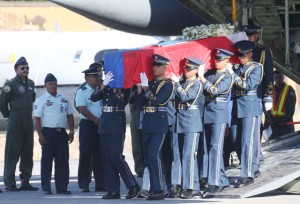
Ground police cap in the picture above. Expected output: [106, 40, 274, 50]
[82, 62, 103, 76]
[214, 48, 233, 61]
[152, 54, 170, 66]
[44, 73, 57, 83]
[234, 40, 255, 57]
[241, 24, 261, 36]
[14, 56, 28, 69]
[184, 57, 203, 71]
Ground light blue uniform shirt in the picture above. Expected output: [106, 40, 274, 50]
[34, 91, 73, 128]
[75, 84, 102, 120]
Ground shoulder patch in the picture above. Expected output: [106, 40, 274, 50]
[3, 85, 11, 93]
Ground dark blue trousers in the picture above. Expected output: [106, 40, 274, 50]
[78, 119, 105, 189]
[143, 133, 165, 191]
[100, 134, 137, 193]
[41, 128, 69, 192]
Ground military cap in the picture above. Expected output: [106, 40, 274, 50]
[152, 54, 170, 66]
[44, 73, 57, 83]
[214, 48, 234, 61]
[234, 40, 255, 57]
[81, 62, 103, 76]
[14, 56, 28, 69]
[184, 57, 203, 71]
[241, 24, 261, 36]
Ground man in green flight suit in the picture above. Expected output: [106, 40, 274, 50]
[0, 57, 39, 191]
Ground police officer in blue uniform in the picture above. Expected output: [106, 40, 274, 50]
[135, 54, 174, 200]
[90, 71, 140, 199]
[199, 49, 234, 196]
[242, 24, 274, 173]
[169, 57, 203, 199]
[34, 73, 74, 194]
[75, 63, 105, 192]
[230, 40, 263, 188]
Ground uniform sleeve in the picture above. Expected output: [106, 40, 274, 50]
[203, 74, 233, 95]
[74, 89, 86, 107]
[262, 48, 274, 100]
[32, 81, 36, 102]
[144, 82, 174, 106]
[235, 64, 262, 91]
[33, 97, 44, 117]
[66, 96, 74, 115]
[175, 82, 202, 103]
[0, 82, 12, 118]
[90, 87, 105, 102]
[112, 88, 130, 107]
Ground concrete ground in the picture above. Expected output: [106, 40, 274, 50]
[0, 126, 300, 203]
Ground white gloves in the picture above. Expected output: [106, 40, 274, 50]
[226, 63, 234, 75]
[140, 72, 149, 87]
[264, 101, 273, 111]
[103, 71, 114, 85]
[171, 73, 180, 83]
[198, 64, 205, 76]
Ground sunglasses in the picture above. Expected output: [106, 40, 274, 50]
[20, 66, 29, 71]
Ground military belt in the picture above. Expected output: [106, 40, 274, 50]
[43, 127, 65, 132]
[205, 97, 227, 102]
[178, 104, 198, 110]
[234, 90, 257, 96]
[103, 106, 125, 112]
[144, 107, 167, 112]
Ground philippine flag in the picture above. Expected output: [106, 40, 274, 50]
[104, 32, 248, 88]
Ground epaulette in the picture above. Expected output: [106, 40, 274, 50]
[78, 82, 87, 90]
[164, 78, 173, 83]
[257, 44, 266, 49]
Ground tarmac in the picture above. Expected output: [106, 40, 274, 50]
[0, 126, 300, 203]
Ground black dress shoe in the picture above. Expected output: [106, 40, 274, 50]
[202, 185, 222, 198]
[234, 177, 254, 188]
[44, 190, 52, 195]
[95, 187, 106, 192]
[254, 170, 261, 178]
[137, 190, 149, 198]
[199, 177, 208, 190]
[126, 184, 140, 199]
[146, 190, 165, 200]
[165, 185, 181, 198]
[57, 190, 71, 194]
[180, 189, 194, 199]
[4, 186, 21, 192]
[20, 181, 39, 191]
[81, 186, 90, 192]
[102, 192, 121, 199]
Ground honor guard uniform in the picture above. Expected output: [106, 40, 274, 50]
[0, 57, 38, 191]
[199, 49, 234, 196]
[90, 71, 140, 199]
[135, 54, 174, 200]
[75, 63, 106, 192]
[242, 24, 274, 173]
[169, 57, 203, 199]
[34, 73, 75, 194]
[230, 40, 263, 188]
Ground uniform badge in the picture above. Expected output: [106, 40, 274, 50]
[28, 86, 33, 91]
[3, 85, 11, 93]
[18, 85, 25, 93]
[234, 64, 239, 70]
[34, 105, 37, 110]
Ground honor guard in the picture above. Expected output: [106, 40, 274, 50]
[169, 57, 203, 199]
[135, 54, 174, 200]
[90, 71, 140, 199]
[242, 24, 274, 173]
[0, 57, 38, 191]
[75, 63, 106, 192]
[199, 49, 234, 196]
[230, 40, 263, 188]
[34, 73, 75, 194]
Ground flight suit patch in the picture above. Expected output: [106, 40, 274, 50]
[18, 85, 25, 93]
[3, 85, 11, 93]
